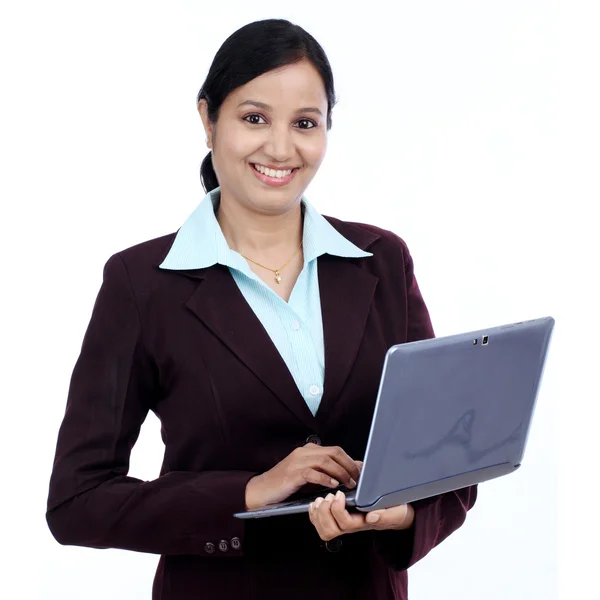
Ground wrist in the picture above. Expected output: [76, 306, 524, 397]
[401, 504, 415, 530]
[245, 474, 264, 510]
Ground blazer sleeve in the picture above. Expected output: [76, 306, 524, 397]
[372, 243, 478, 571]
[46, 253, 257, 556]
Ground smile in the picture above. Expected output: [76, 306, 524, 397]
[250, 163, 300, 187]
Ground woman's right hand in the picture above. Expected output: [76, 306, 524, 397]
[245, 444, 362, 510]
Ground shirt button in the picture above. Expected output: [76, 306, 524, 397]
[309, 385, 320, 396]
[218, 540, 229, 553]
[231, 537, 242, 550]
[290, 320, 301, 331]
[204, 542, 215, 554]
[305, 434, 322, 446]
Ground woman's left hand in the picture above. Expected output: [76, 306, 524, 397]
[308, 490, 415, 541]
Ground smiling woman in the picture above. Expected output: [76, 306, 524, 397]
[197, 20, 334, 199]
[200, 61, 327, 200]
[191, 20, 341, 297]
[46, 18, 476, 600]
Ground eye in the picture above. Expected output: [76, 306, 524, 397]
[243, 114, 267, 125]
[296, 119, 317, 130]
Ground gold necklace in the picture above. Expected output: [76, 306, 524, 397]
[239, 241, 303, 284]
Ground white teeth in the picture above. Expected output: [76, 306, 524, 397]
[253, 164, 294, 178]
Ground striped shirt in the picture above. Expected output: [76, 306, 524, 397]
[159, 187, 372, 415]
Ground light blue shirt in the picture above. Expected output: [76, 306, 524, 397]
[159, 187, 372, 415]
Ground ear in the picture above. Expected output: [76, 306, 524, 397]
[197, 99, 213, 149]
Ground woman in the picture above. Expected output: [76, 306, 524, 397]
[47, 18, 476, 600]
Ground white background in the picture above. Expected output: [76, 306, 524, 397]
[1, 1, 598, 598]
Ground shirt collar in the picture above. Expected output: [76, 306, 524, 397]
[159, 187, 372, 272]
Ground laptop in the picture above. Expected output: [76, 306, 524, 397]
[234, 316, 555, 519]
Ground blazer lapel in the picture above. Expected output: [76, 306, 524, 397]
[182, 264, 319, 431]
[154, 217, 381, 433]
[316, 254, 379, 421]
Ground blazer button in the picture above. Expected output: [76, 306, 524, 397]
[204, 542, 215, 554]
[305, 434, 322, 446]
[231, 537, 242, 550]
[218, 540, 229, 553]
[325, 538, 343, 553]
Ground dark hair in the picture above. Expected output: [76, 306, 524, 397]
[197, 19, 337, 192]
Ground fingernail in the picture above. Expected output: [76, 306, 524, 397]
[330, 478, 339, 486]
[335, 490, 344, 501]
[309, 502, 314, 512]
[366, 512, 380, 523]
[315, 497, 324, 508]
[349, 478, 357, 488]
[325, 493, 335, 502]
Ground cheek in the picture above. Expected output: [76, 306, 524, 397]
[302, 133, 328, 168]
[215, 123, 258, 164]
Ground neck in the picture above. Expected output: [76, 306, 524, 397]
[215, 190, 304, 262]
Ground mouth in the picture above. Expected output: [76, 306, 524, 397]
[250, 163, 300, 187]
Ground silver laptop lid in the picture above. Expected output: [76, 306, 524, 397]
[355, 317, 554, 509]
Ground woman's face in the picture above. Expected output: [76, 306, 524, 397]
[198, 59, 329, 215]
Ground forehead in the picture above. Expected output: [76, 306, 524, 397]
[228, 59, 327, 110]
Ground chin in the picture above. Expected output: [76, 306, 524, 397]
[247, 191, 304, 214]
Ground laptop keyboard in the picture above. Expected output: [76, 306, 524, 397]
[281, 485, 357, 507]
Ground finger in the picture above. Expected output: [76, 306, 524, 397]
[299, 467, 343, 489]
[366, 511, 382, 526]
[308, 502, 328, 540]
[308, 498, 324, 528]
[329, 491, 367, 532]
[309, 497, 325, 523]
[366, 504, 411, 530]
[295, 458, 351, 489]
[308, 497, 325, 533]
[323, 447, 362, 485]
[313, 493, 343, 541]
[304, 447, 360, 488]
[312, 455, 359, 488]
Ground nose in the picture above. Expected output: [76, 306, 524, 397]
[264, 123, 294, 163]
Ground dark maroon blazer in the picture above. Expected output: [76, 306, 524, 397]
[46, 214, 477, 600]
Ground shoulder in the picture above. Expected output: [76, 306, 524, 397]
[116, 231, 177, 265]
[102, 232, 177, 271]
[98, 232, 178, 291]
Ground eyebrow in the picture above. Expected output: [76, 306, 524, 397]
[236, 100, 323, 117]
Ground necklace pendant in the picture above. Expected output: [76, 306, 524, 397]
[275, 270, 282, 284]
